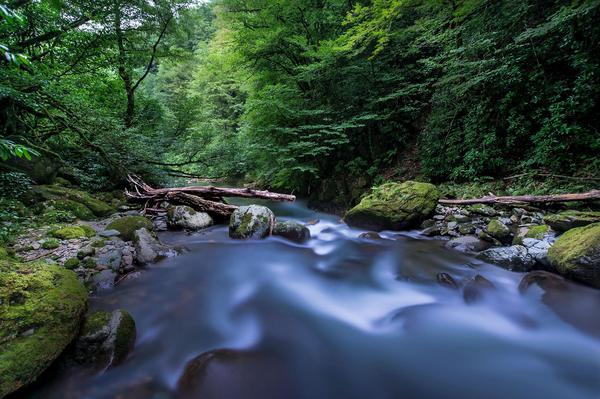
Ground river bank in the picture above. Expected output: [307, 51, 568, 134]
[1, 180, 600, 398]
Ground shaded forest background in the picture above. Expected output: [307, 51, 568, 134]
[1, 0, 599, 208]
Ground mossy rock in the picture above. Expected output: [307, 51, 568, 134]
[0, 258, 88, 396]
[486, 219, 510, 239]
[272, 221, 311, 243]
[106, 216, 153, 241]
[229, 205, 275, 239]
[41, 238, 61, 250]
[544, 211, 600, 232]
[30, 185, 114, 217]
[64, 258, 80, 270]
[344, 181, 440, 231]
[50, 199, 95, 221]
[50, 226, 87, 240]
[524, 225, 550, 240]
[78, 224, 96, 238]
[75, 309, 136, 369]
[548, 223, 600, 287]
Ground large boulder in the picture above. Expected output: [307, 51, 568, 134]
[167, 206, 213, 231]
[133, 228, 174, 264]
[344, 181, 440, 231]
[548, 223, 600, 287]
[0, 254, 88, 396]
[106, 216, 153, 241]
[229, 205, 275, 239]
[29, 185, 114, 218]
[74, 309, 136, 370]
[544, 211, 600, 232]
[272, 221, 311, 243]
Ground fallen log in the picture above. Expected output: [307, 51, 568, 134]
[439, 190, 600, 206]
[125, 175, 294, 220]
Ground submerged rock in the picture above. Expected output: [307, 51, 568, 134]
[106, 216, 153, 241]
[544, 211, 600, 232]
[548, 222, 600, 287]
[167, 206, 213, 231]
[463, 275, 496, 304]
[74, 309, 136, 370]
[229, 205, 275, 239]
[445, 235, 491, 253]
[477, 245, 535, 272]
[344, 181, 440, 231]
[0, 255, 87, 397]
[133, 228, 173, 265]
[273, 221, 311, 243]
[437, 273, 459, 289]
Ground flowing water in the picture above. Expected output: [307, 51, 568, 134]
[21, 199, 600, 399]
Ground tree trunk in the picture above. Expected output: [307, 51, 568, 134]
[439, 190, 600, 206]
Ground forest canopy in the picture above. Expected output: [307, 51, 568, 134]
[1, 0, 599, 205]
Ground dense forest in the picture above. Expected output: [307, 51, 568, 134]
[1, 0, 599, 202]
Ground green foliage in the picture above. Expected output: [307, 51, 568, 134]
[0, 172, 32, 199]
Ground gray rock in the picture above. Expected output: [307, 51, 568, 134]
[153, 216, 168, 232]
[91, 270, 117, 291]
[478, 245, 535, 272]
[446, 235, 492, 253]
[167, 206, 213, 231]
[133, 228, 174, 265]
[97, 248, 123, 271]
[447, 221, 458, 230]
[229, 205, 275, 239]
[272, 221, 311, 243]
[74, 309, 136, 370]
[100, 229, 121, 238]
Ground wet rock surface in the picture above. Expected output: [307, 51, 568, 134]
[229, 205, 275, 239]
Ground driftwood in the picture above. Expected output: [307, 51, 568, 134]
[439, 190, 600, 206]
[125, 175, 295, 219]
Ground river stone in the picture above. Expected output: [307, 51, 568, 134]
[544, 211, 600, 232]
[467, 204, 498, 217]
[463, 275, 496, 304]
[273, 221, 311, 243]
[0, 256, 87, 397]
[167, 206, 213, 231]
[99, 229, 121, 238]
[229, 205, 275, 239]
[91, 269, 117, 291]
[106, 216, 153, 241]
[477, 245, 535, 272]
[97, 248, 123, 271]
[446, 235, 491, 253]
[547, 223, 600, 287]
[344, 181, 440, 231]
[437, 273, 459, 289]
[486, 219, 510, 240]
[74, 309, 136, 370]
[133, 228, 173, 265]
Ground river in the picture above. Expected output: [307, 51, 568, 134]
[20, 199, 600, 399]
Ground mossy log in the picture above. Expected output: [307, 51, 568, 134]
[439, 190, 600, 206]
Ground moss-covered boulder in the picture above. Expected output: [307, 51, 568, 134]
[344, 181, 440, 231]
[486, 219, 510, 239]
[30, 185, 114, 218]
[229, 205, 275, 239]
[106, 216, 153, 241]
[50, 199, 95, 221]
[548, 223, 600, 287]
[50, 226, 87, 240]
[41, 238, 60, 250]
[525, 224, 550, 240]
[74, 309, 136, 370]
[544, 211, 600, 232]
[0, 256, 88, 396]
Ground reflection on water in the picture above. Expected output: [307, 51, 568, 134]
[21, 200, 600, 399]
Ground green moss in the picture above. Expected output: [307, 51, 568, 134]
[82, 257, 97, 269]
[486, 219, 510, 239]
[113, 310, 136, 365]
[80, 311, 111, 337]
[78, 225, 96, 238]
[0, 247, 9, 261]
[50, 226, 87, 240]
[41, 238, 60, 250]
[548, 223, 600, 275]
[106, 216, 153, 241]
[50, 199, 95, 221]
[0, 258, 88, 396]
[64, 258, 80, 270]
[544, 211, 600, 232]
[91, 238, 107, 248]
[524, 225, 550, 240]
[344, 181, 440, 231]
[31, 185, 114, 217]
